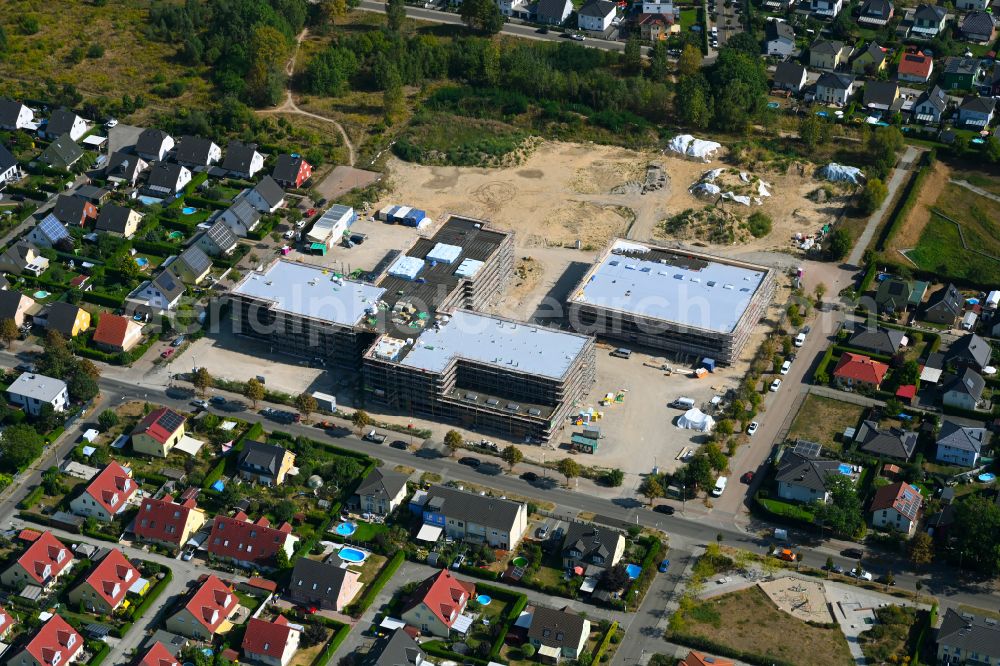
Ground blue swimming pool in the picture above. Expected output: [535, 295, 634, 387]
[138, 195, 163, 206]
[767, 102, 780, 109]
[134, 257, 149, 268]
[334, 522, 357, 537]
[339, 547, 367, 563]
[476, 594, 492, 606]
[838, 463, 853, 475]
[182, 206, 197, 215]
[979, 473, 996, 482]
[816, 111, 829, 117]
[625, 563, 642, 579]
[972, 138, 986, 145]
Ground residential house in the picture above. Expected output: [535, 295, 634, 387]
[852, 42, 888, 75]
[131, 407, 187, 457]
[897, 51, 934, 83]
[811, 0, 843, 17]
[8, 615, 82, 666]
[39, 134, 83, 170]
[127, 269, 186, 314]
[956, 0, 989, 8]
[815, 72, 855, 105]
[909, 3, 947, 37]
[52, 194, 97, 227]
[43, 108, 87, 142]
[941, 57, 978, 90]
[527, 606, 591, 663]
[243, 616, 301, 666]
[96, 204, 142, 237]
[680, 653, 734, 666]
[913, 85, 947, 123]
[363, 630, 427, 666]
[856, 420, 919, 460]
[0, 605, 14, 640]
[536, 0, 574, 24]
[848, 327, 905, 355]
[195, 220, 239, 256]
[244, 175, 285, 214]
[876, 278, 911, 312]
[42, 301, 90, 338]
[165, 575, 238, 640]
[0, 242, 48, 276]
[146, 162, 192, 197]
[237, 440, 297, 486]
[765, 21, 796, 57]
[221, 140, 265, 179]
[958, 96, 995, 128]
[561, 522, 626, 573]
[0, 145, 19, 187]
[863, 80, 902, 112]
[0, 290, 39, 327]
[135, 129, 175, 162]
[0, 532, 73, 591]
[936, 420, 990, 467]
[773, 62, 808, 93]
[134, 494, 207, 551]
[947, 333, 992, 370]
[76, 184, 111, 205]
[174, 136, 222, 169]
[809, 39, 848, 70]
[870, 481, 922, 535]
[105, 151, 149, 186]
[924, 283, 962, 325]
[858, 0, 893, 25]
[642, 0, 676, 12]
[68, 549, 140, 614]
[7, 372, 68, 416]
[140, 642, 180, 666]
[171, 245, 212, 284]
[218, 199, 263, 237]
[288, 558, 362, 612]
[942, 368, 986, 411]
[936, 608, 1000, 665]
[69, 460, 136, 521]
[638, 13, 672, 41]
[962, 10, 996, 42]
[775, 448, 851, 503]
[400, 570, 474, 638]
[833, 352, 890, 390]
[0, 98, 33, 130]
[206, 512, 297, 569]
[578, 0, 617, 31]
[25, 214, 68, 251]
[92, 313, 144, 353]
[272, 154, 313, 189]
[414, 485, 528, 549]
[353, 467, 409, 515]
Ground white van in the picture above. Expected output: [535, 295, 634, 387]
[711, 476, 728, 497]
[670, 397, 696, 409]
[794, 332, 806, 347]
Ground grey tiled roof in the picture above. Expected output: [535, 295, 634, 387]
[937, 608, 1000, 658]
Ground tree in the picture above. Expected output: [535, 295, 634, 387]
[860, 177, 888, 214]
[0, 425, 44, 472]
[825, 228, 852, 261]
[0, 24, 7, 54]
[724, 32, 761, 56]
[799, 114, 830, 150]
[747, 212, 772, 238]
[244, 378, 265, 409]
[813, 475, 864, 537]
[68, 373, 98, 403]
[42, 466, 63, 496]
[883, 570, 895, 590]
[295, 393, 318, 424]
[703, 443, 728, 472]
[501, 445, 523, 471]
[604, 468, 625, 487]
[444, 429, 463, 456]
[986, 136, 1000, 163]
[0, 319, 17, 349]
[815, 283, 827, 303]
[98, 409, 119, 431]
[274, 499, 296, 523]
[896, 360, 920, 386]
[247, 25, 289, 107]
[192, 367, 212, 397]
[386, 0, 406, 31]
[683, 453, 714, 492]
[650, 42, 670, 82]
[677, 43, 702, 77]
[907, 530, 934, 568]
[351, 409, 371, 435]
[675, 74, 713, 129]
[707, 49, 767, 130]
[382, 64, 404, 124]
[638, 476, 664, 506]
[302, 622, 327, 648]
[598, 562, 630, 591]
[460, 0, 503, 34]
[624, 36, 642, 75]
[275, 548, 291, 570]
[522, 645, 536, 658]
[557, 458, 580, 487]
[867, 126, 904, 180]
[112, 253, 141, 280]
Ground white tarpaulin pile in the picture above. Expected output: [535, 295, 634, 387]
[740, 172, 750, 182]
[758, 181, 771, 197]
[690, 182, 721, 196]
[677, 408, 716, 432]
[668, 134, 722, 162]
[722, 192, 752, 206]
[820, 163, 865, 184]
[701, 168, 725, 182]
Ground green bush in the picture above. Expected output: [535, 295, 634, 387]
[747, 212, 772, 238]
[19, 486, 44, 510]
[592, 621, 619, 665]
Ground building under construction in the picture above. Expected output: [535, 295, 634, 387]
[567, 239, 775, 365]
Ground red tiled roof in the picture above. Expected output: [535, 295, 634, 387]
[896, 384, 917, 399]
[870, 481, 923, 521]
[83, 549, 140, 609]
[135, 494, 199, 546]
[833, 352, 890, 385]
[242, 616, 297, 660]
[17, 532, 72, 584]
[18, 529, 41, 542]
[133, 407, 185, 444]
[680, 651, 735, 666]
[245, 577, 278, 592]
[83, 460, 136, 516]
[638, 12, 670, 24]
[92, 314, 135, 348]
[183, 575, 236, 633]
[24, 614, 82, 666]
[140, 641, 179, 666]
[206, 513, 293, 566]
[0, 605, 15, 637]
[69, 274, 89, 288]
[897, 52, 932, 79]
[404, 570, 474, 629]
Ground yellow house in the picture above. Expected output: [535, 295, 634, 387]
[134, 494, 207, 551]
[166, 575, 238, 640]
[44, 302, 91, 338]
[68, 549, 140, 614]
[851, 42, 888, 75]
[131, 407, 186, 457]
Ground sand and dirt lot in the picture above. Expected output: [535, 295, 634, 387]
[885, 160, 951, 254]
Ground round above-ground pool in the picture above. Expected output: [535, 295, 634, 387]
[182, 206, 197, 215]
[33, 290, 50, 299]
[476, 594, 492, 606]
[625, 564, 642, 579]
[979, 473, 996, 482]
[334, 522, 357, 537]
[134, 257, 149, 268]
[511, 556, 528, 567]
[339, 547, 368, 563]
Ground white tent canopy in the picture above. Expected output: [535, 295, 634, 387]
[416, 524, 443, 542]
[668, 134, 722, 162]
[690, 182, 721, 196]
[677, 408, 715, 432]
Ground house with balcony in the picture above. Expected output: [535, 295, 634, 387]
[561, 522, 625, 574]
[412, 485, 528, 550]
[936, 420, 990, 467]
[400, 570, 475, 638]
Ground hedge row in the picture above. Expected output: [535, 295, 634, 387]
[81, 290, 127, 308]
[625, 536, 662, 607]
[19, 486, 44, 510]
[346, 550, 405, 617]
[666, 632, 797, 666]
[184, 194, 230, 211]
[311, 622, 351, 666]
[75, 335, 158, 366]
[87, 640, 110, 666]
[592, 621, 619, 665]
[421, 641, 491, 666]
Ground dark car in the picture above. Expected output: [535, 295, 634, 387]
[521, 471, 539, 482]
[537, 26, 549, 33]
[390, 440, 409, 450]
[210, 396, 226, 405]
[842, 547, 864, 559]
[459, 457, 481, 468]
[653, 505, 675, 515]
[741, 471, 755, 484]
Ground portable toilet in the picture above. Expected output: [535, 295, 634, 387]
[701, 358, 716, 372]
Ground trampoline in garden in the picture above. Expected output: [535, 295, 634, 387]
[625, 564, 642, 579]
[511, 556, 528, 567]
[211, 479, 225, 492]
[334, 522, 357, 537]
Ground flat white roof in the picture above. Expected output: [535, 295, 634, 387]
[231, 260, 385, 327]
[399, 310, 590, 380]
[571, 240, 768, 333]
[7, 372, 67, 402]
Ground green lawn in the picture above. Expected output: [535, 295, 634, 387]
[352, 521, 388, 542]
[679, 8, 698, 30]
[758, 497, 815, 522]
[908, 212, 1000, 285]
[786, 394, 866, 452]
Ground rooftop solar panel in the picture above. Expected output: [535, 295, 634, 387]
[157, 410, 185, 432]
[793, 440, 822, 458]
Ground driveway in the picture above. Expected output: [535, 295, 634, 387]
[107, 123, 145, 157]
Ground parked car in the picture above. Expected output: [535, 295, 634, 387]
[851, 568, 873, 581]
[160, 348, 176, 359]
[571, 33, 585, 41]
[658, 559, 670, 573]
[536, 526, 549, 539]
[741, 471, 755, 484]
[363, 430, 387, 444]
[283, 229, 295, 239]
[171, 336, 186, 347]
[105, 118, 118, 128]
[842, 548, 864, 559]
[459, 457, 481, 468]
[747, 421, 759, 436]
[390, 440, 408, 450]
[780, 360, 792, 375]
[210, 396, 226, 405]
[452, 553, 466, 569]
[537, 26, 549, 33]
[653, 504, 675, 515]
[770, 378, 782, 392]
[190, 399, 209, 409]
[181, 546, 196, 561]
[521, 471, 539, 482]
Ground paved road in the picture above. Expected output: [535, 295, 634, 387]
[847, 145, 920, 267]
